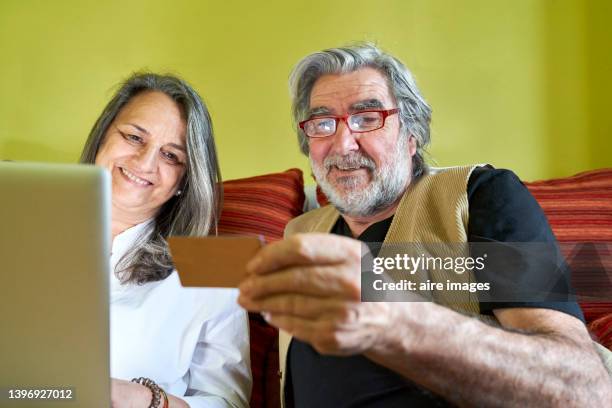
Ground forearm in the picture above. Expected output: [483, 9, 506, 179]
[138, 386, 190, 408]
[167, 394, 189, 408]
[365, 302, 611, 407]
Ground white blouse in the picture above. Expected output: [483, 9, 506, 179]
[109, 221, 251, 408]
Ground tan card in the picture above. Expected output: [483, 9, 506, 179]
[168, 235, 264, 288]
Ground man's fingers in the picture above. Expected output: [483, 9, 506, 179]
[247, 233, 361, 275]
[239, 293, 347, 318]
[239, 264, 360, 300]
[265, 313, 359, 356]
[264, 313, 317, 339]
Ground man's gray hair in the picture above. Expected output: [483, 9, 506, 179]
[289, 43, 431, 177]
[80, 72, 222, 284]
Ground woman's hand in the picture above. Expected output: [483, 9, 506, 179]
[111, 378, 151, 408]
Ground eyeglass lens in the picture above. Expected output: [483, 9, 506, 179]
[349, 111, 384, 131]
[305, 111, 385, 137]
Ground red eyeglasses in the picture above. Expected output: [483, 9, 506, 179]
[299, 108, 399, 138]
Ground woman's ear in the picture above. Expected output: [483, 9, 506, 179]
[175, 177, 187, 197]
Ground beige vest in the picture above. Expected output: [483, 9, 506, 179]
[278, 165, 484, 405]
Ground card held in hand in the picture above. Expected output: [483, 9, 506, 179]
[168, 235, 264, 288]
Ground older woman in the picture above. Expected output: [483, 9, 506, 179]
[80, 73, 251, 408]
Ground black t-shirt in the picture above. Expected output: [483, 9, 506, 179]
[285, 167, 584, 408]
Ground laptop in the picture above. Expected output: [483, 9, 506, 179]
[0, 161, 111, 407]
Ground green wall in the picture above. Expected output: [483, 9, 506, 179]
[1, 0, 609, 182]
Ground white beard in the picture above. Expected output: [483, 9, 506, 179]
[310, 137, 411, 218]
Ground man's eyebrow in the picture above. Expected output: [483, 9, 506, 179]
[350, 99, 384, 111]
[306, 106, 333, 117]
[127, 123, 150, 135]
[306, 99, 384, 118]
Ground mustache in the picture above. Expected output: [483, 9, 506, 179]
[323, 153, 376, 171]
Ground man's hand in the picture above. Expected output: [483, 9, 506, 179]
[111, 378, 151, 408]
[238, 233, 393, 355]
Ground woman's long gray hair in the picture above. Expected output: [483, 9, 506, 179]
[289, 43, 431, 178]
[80, 73, 222, 284]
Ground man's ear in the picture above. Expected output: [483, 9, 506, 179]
[407, 135, 417, 157]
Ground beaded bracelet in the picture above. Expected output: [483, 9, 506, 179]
[159, 387, 169, 408]
[131, 377, 162, 408]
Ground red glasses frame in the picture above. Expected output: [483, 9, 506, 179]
[299, 108, 399, 138]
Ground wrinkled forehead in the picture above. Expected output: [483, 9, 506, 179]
[308, 67, 395, 114]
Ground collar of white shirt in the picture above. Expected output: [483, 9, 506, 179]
[109, 219, 154, 296]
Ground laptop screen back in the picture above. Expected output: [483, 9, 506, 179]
[0, 162, 111, 407]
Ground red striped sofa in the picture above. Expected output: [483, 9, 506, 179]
[218, 167, 612, 408]
[526, 169, 612, 349]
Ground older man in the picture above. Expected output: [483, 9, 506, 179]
[238, 44, 611, 407]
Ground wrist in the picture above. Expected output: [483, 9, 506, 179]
[159, 388, 169, 408]
[366, 302, 422, 359]
[138, 384, 153, 407]
[131, 377, 163, 408]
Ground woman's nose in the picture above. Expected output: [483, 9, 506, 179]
[135, 145, 158, 172]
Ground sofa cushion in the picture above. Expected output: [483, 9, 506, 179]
[247, 313, 280, 408]
[219, 168, 305, 242]
[219, 169, 304, 408]
[590, 314, 612, 349]
[524, 169, 612, 330]
[525, 168, 612, 242]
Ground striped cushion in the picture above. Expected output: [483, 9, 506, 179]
[525, 168, 612, 242]
[590, 314, 612, 349]
[219, 169, 304, 408]
[524, 169, 612, 347]
[219, 168, 305, 242]
[247, 314, 280, 408]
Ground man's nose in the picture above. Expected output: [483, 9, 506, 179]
[329, 119, 359, 155]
